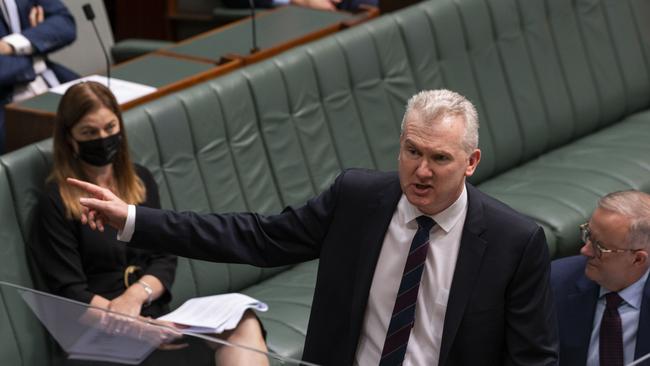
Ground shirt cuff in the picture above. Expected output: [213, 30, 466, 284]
[32, 56, 47, 74]
[2, 33, 33, 55]
[117, 204, 136, 242]
[273, 0, 291, 5]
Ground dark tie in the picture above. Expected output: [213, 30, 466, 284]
[379, 215, 435, 366]
[600, 292, 624, 366]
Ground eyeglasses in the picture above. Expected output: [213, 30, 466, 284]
[579, 223, 641, 258]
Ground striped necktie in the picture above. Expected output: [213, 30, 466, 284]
[379, 215, 435, 365]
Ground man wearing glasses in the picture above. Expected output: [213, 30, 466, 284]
[551, 190, 650, 366]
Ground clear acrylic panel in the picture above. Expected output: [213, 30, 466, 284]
[0, 281, 319, 366]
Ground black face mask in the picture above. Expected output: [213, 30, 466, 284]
[75, 133, 122, 167]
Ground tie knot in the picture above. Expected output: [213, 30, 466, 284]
[605, 292, 623, 309]
[416, 216, 435, 231]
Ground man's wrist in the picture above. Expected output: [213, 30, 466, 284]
[32, 56, 47, 73]
[0, 40, 14, 55]
[2, 33, 33, 55]
[117, 204, 136, 242]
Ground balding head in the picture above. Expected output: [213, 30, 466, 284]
[598, 190, 650, 250]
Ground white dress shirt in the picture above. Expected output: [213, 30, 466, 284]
[354, 185, 468, 366]
[117, 204, 136, 242]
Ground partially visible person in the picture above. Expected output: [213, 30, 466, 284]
[551, 190, 650, 366]
[0, 0, 78, 154]
[223, 0, 377, 12]
[30, 81, 268, 365]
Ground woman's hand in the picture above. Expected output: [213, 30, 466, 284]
[103, 288, 146, 336]
[108, 287, 147, 318]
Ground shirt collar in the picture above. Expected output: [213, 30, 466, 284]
[399, 184, 468, 233]
[599, 268, 650, 310]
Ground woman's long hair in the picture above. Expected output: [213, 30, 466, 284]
[49, 81, 145, 219]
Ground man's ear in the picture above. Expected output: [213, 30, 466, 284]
[633, 248, 649, 267]
[465, 149, 481, 177]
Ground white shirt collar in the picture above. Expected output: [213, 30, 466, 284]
[399, 184, 468, 233]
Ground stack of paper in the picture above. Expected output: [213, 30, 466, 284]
[158, 293, 268, 334]
[50, 75, 157, 105]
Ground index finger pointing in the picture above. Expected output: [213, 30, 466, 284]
[67, 177, 105, 197]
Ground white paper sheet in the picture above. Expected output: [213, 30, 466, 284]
[158, 293, 268, 334]
[49, 75, 157, 104]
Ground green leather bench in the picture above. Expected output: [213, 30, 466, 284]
[2, 0, 650, 364]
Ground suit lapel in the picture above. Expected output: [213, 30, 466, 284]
[565, 275, 599, 365]
[345, 176, 402, 361]
[0, 2, 10, 33]
[1, 0, 24, 33]
[14, 0, 27, 29]
[634, 276, 650, 359]
[438, 184, 487, 366]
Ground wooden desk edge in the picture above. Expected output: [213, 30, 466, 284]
[5, 7, 378, 152]
[120, 59, 242, 109]
[342, 6, 380, 28]
[4, 59, 242, 152]
[164, 6, 283, 50]
[240, 6, 379, 65]
[4, 105, 56, 152]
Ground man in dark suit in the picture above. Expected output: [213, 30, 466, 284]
[0, 0, 77, 153]
[71, 89, 558, 365]
[551, 190, 650, 366]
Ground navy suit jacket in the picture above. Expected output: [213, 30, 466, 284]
[0, 0, 77, 152]
[551, 255, 650, 365]
[131, 169, 558, 365]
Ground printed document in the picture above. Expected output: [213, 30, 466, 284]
[50, 75, 156, 104]
[158, 293, 268, 334]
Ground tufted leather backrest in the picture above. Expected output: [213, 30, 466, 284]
[125, 0, 650, 191]
[0, 142, 53, 366]
[395, 0, 650, 182]
[123, 76, 294, 307]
